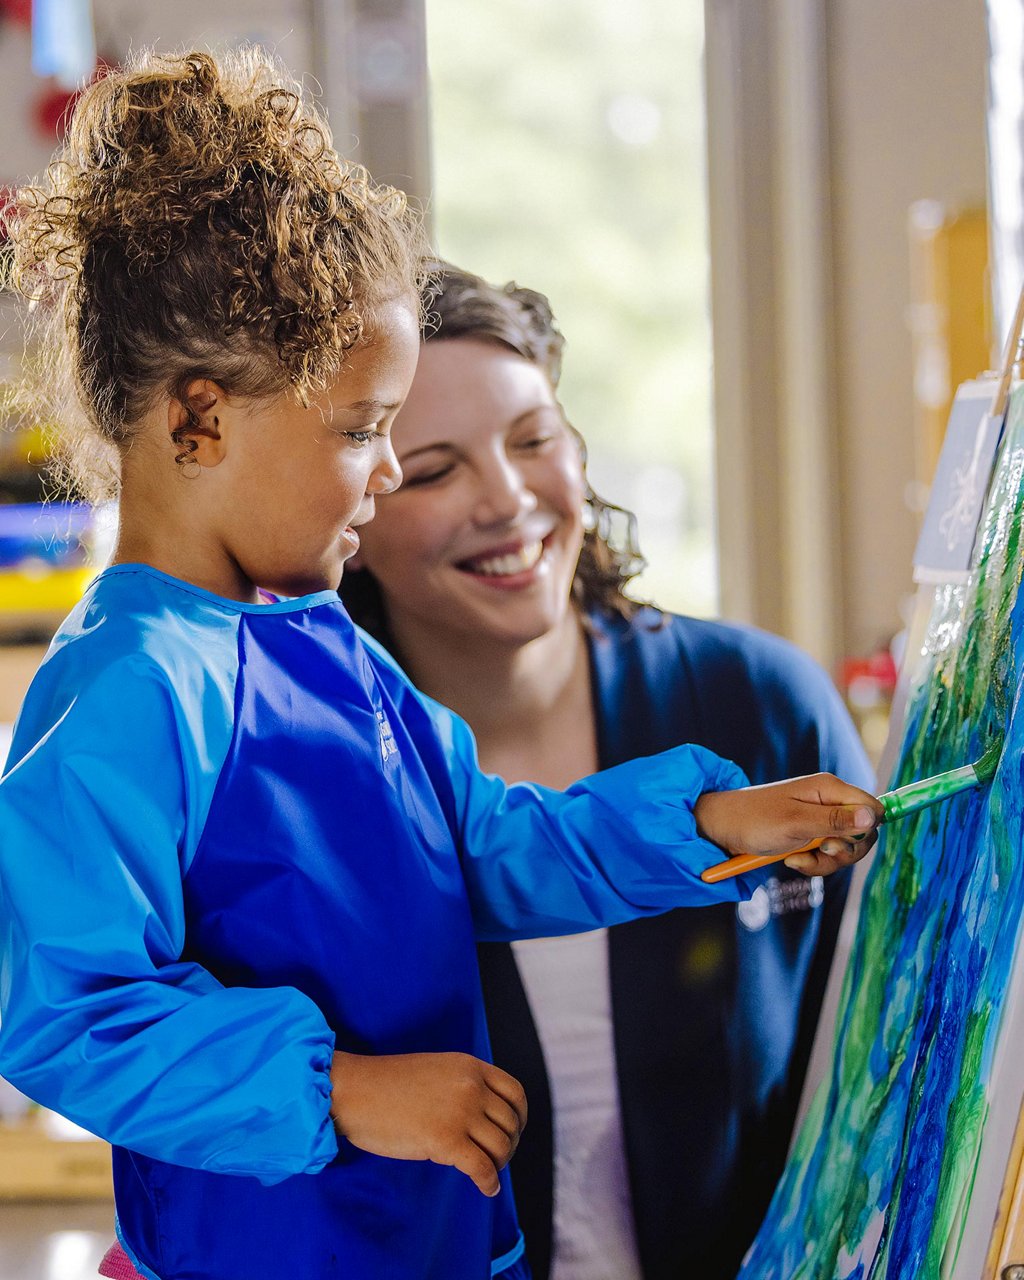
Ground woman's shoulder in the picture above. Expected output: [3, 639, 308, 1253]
[589, 605, 870, 783]
[591, 605, 855, 749]
[594, 605, 827, 689]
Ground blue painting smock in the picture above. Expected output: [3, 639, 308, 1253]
[0, 566, 755, 1280]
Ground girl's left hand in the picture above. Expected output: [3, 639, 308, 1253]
[694, 772, 882, 875]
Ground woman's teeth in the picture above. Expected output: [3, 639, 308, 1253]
[465, 541, 544, 576]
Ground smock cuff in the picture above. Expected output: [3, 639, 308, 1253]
[304, 1034, 340, 1175]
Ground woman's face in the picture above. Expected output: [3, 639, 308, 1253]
[354, 336, 587, 649]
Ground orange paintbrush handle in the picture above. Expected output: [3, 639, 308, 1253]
[700, 836, 826, 884]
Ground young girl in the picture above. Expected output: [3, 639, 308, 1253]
[340, 264, 876, 1280]
[0, 50, 879, 1280]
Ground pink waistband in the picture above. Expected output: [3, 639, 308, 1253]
[99, 1243, 145, 1280]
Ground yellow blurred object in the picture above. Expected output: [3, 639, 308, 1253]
[0, 1114, 111, 1200]
[0, 565, 94, 629]
[13, 424, 51, 465]
[908, 203, 993, 487]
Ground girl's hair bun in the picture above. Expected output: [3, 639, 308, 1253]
[10, 47, 427, 502]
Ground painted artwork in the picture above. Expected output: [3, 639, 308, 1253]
[739, 384, 1024, 1279]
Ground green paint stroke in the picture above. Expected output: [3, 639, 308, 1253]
[739, 384, 1024, 1280]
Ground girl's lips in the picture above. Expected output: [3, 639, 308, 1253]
[340, 526, 361, 556]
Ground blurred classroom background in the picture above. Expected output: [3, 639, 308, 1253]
[0, 0, 1012, 1275]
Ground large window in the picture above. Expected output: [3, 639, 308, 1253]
[426, 1, 716, 616]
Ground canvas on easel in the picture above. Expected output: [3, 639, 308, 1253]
[737, 289, 1024, 1280]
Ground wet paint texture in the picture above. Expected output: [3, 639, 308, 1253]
[739, 387, 1024, 1280]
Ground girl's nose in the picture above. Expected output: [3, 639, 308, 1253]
[369, 437, 403, 496]
[473, 457, 537, 526]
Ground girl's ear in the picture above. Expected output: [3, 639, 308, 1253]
[167, 379, 229, 471]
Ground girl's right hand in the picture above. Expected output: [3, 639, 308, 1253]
[330, 1050, 527, 1196]
[694, 771, 883, 874]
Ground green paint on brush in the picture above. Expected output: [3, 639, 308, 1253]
[879, 736, 1004, 823]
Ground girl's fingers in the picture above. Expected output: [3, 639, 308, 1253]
[784, 850, 839, 876]
[788, 800, 878, 844]
[483, 1094, 523, 1143]
[468, 1118, 518, 1172]
[449, 1137, 501, 1197]
[785, 829, 878, 875]
[483, 1066, 528, 1131]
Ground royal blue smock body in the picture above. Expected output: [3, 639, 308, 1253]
[0, 566, 752, 1280]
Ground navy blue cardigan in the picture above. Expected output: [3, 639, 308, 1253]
[476, 608, 874, 1280]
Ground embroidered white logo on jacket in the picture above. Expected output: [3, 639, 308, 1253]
[737, 876, 824, 932]
[376, 709, 398, 763]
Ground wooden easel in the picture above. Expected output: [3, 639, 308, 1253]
[986, 1100, 1024, 1278]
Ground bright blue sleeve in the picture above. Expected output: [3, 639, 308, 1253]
[0, 654, 338, 1184]
[423, 695, 757, 941]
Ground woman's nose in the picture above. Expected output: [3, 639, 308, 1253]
[473, 457, 537, 525]
[369, 437, 403, 496]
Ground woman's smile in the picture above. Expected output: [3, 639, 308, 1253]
[354, 338, 586, 647]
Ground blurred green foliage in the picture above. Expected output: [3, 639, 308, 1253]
[425, 0, 716, 615]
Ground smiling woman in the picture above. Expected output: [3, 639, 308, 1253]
[351, 336, 588, 654]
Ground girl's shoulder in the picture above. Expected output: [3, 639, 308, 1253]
[55, 564, 245, 662]
[10, 566, 241, 776]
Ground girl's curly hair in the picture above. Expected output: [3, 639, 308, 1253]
[342, 261, 649, 633]
[7, 47, 428, 502]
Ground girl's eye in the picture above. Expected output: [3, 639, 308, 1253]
[342, 428, 379, 445]
[517, 434, 555, 451]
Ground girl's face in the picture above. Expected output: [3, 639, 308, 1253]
[354, 337, 587, 649]
[193, 296, 420, 600]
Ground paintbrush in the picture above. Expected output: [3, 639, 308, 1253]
[700, 736, 1004, 885]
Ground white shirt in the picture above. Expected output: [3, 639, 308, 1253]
[510, 929, 644, 1280]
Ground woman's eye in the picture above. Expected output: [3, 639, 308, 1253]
[403, 465, 454, 487]
[517, 434, 554, 451]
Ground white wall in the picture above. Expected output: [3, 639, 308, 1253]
[706, 0, 989, 668]
[829, 0, 989, 656]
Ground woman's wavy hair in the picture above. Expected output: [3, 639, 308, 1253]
[342, 261, 648, 634]
[6, 47, 428, 502]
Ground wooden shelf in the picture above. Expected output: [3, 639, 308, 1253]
[0, 1117, 112, 1200]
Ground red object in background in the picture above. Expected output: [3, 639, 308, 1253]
[33, 58, 111, 140]
[0, 186, 14, 243]
[0, 0, 31, 27]
[838, 647, 898, 711]
[34, 83, 81, 137]
[839, 652, 898, 692]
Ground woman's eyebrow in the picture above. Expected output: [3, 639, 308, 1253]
[399, 440, 456, 463]
[399, 404, 560, 461]
[508, 404, 557, 427]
